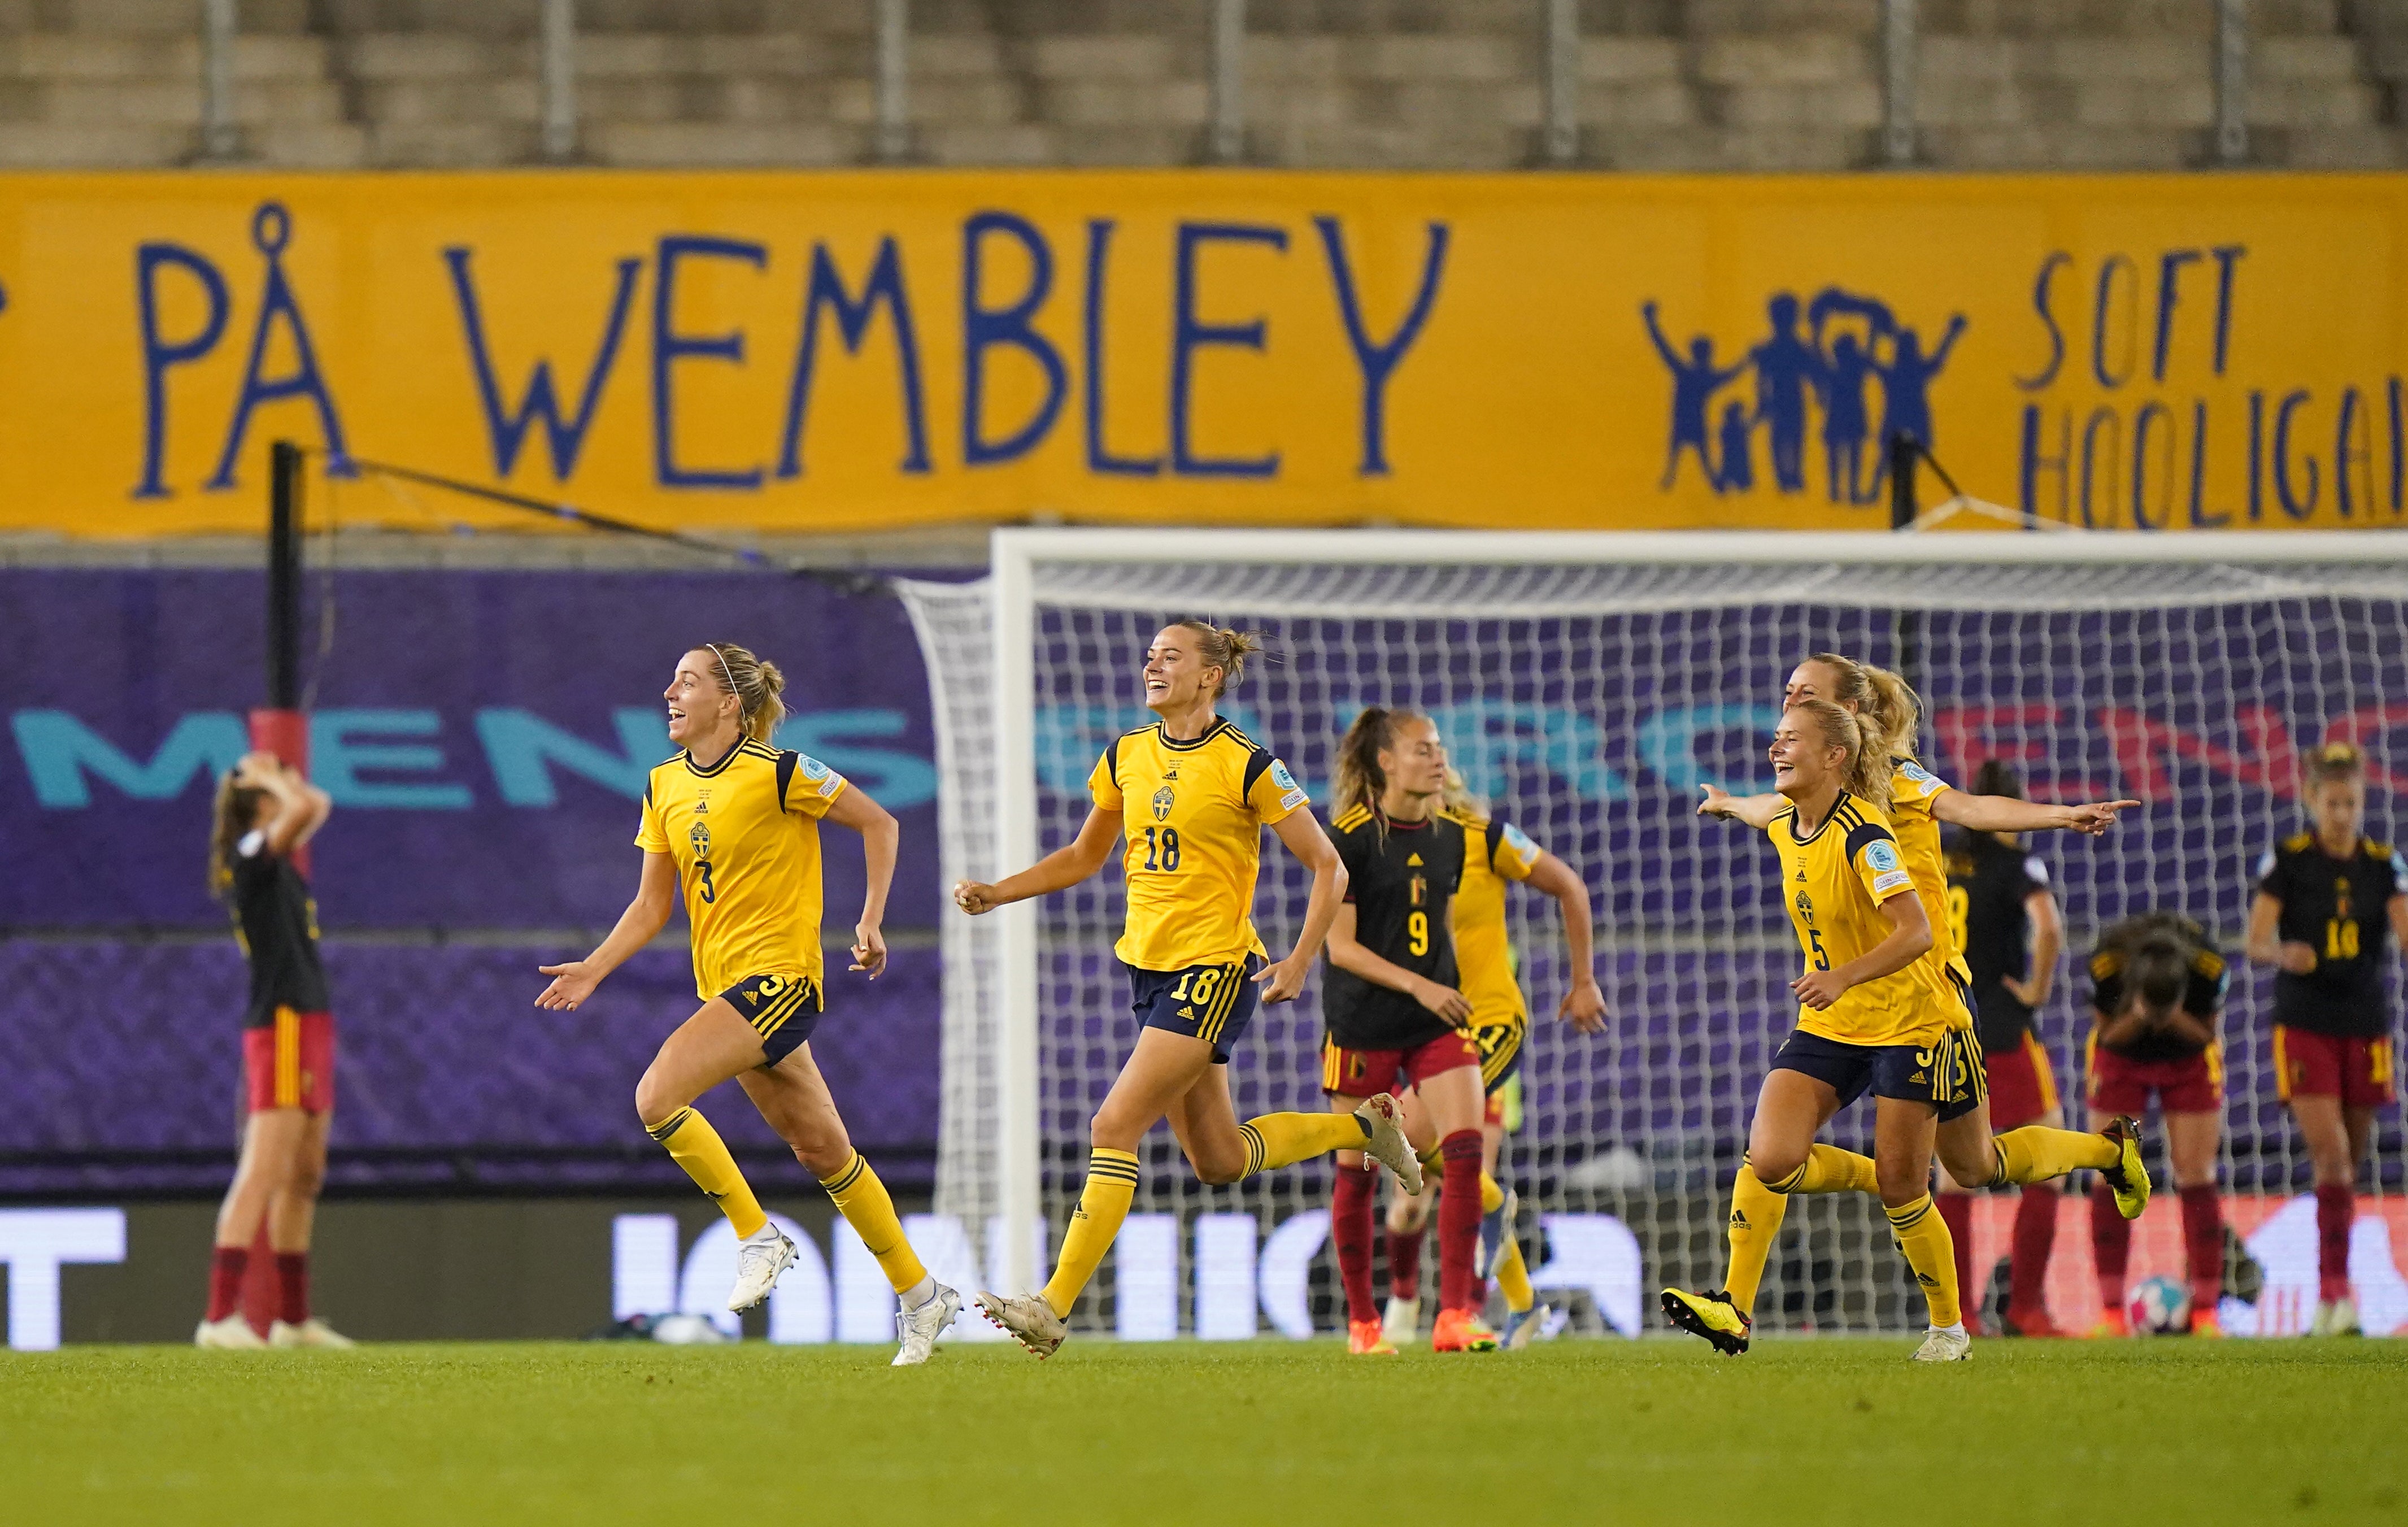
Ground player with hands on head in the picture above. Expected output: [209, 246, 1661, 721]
[197, 751, 349, 1350]
[1381, 771, 1605, 1351]
[2082, 912, 2230, 1336]
[1662, 701, 1979, 1363]
[955, 623, 1422, 1360]
[2248, 741, 2408, 1337]
[534, 642, 960, 1367]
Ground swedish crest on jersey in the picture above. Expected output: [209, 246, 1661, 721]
[1152, 782, 1175, 821]
[688, 820, 712, 858]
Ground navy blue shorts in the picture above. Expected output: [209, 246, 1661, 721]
[1770, 1027, 1987, 1122]
[1128, 954, 1265, 1064]
[719, 972, 824, 1067]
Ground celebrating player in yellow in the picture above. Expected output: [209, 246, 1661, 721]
[534, 643, 960, 1366]
[956, 623, 1423, 1359]
[1693, 653, 2154, 1329]
[1664, 701, 1977, 1361]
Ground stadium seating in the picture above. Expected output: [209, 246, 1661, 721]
[0, 0, 2397, 170]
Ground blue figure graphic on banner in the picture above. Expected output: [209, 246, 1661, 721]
[1640, 300, 1749, 492]
[1641, 287, 1966, 506]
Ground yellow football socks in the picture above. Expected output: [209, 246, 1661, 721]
[1782, 1143, 1879, 1195]
[1988, 1126, 2116, 1186]
[818, 1150, 928, 1295]
[1042, 1147, 1139, 1318]
[1238, 1112, 1372, 1176]
[647, 1106, 767, 1240]
[1886, 1192, 1962, 1328]
[1722, 1162, 1788, 1312]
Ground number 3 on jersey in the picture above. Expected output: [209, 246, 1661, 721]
[1143, 825, 1182, 872]
[694, 860, 716, 904]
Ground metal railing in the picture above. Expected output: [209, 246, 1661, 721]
[179, 1, 2292, 173]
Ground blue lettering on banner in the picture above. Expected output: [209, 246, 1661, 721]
[961, 211, 1068, 467]
[1082, 218, 1161, 477]
[478, 707, 670, 807]
[12, 711, 249, 808]
[132, 242, 231, 500]
[445, 247, 642, 482]
[311, 710, 471, 810]
[207, 202, 352, 491]
[1171, 221, 1287, 478]
[777, 238, 931, 478]
[1418, 701, 1629, 804]
[651, 234, 768, 490]
[1313, 216, 1450, 477]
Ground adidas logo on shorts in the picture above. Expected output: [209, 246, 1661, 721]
[1178, 1006, 1198, 1021]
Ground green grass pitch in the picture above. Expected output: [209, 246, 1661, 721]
[9, 1338, 2404, 1526]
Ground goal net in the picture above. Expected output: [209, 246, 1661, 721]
[899, 530, 2408, 1339]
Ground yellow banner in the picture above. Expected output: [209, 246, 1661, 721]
[2, 171, 2402, 536]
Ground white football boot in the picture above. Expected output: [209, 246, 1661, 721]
[1381, 1294, 1421, 1348]
[891, 1284, 963, 1367]
[194, 1313, 267, 1350]
[268, 1317, 356, 1349]
[727, 1226, 797, 1312]
[977, 1292, 1068, 1359]
[1353, 1094, 1423, 1193]
[1912, 1325, 1972, 1362]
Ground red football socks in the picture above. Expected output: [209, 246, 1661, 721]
[2006, 1182, 2059, 1323]
[2179, 1184, 2223, 1317]
[1387, 1223, 1423, 1304]
[2089, 1182, 2130, 1311]
[206, 1246, 248, 1322]
[1331, 1167, 1379, 1325]
[1436, 1131, 1483, 1313]
[2315, 1184, 2354, 1303]
[275, 1251, 311, 1325]
[1935, 1190, 1975, 1319]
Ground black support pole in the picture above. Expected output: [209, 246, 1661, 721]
[1888, 429, 1919, 532]
[266, 440, 303, 711]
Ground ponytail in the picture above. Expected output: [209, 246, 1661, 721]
[1803, 651, 1923, 764]
[700, 642, 787, 743]
[1335, 706, 1431, 819]
[1169, 620, 1261, 699]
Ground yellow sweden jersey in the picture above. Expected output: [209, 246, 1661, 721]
[1771, 792, 1954, 1048]
[1090, 718, 1308, 971]
[637, 739, 847, 998]
[1449, 812, 1542, 1030]
[1888, 758, 1978, 1024]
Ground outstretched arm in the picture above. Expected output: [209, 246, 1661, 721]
[1932, 788, 2140, 838]
[537, 851, 678, 1011]
[954, 806, 1122, 915]
[1930, 314, 1969, 368]
[825, 784, 898, 978]
[1257, 810, 1349, 1005]
[1640, 302, 1680, 368]
[1523, 851, 1606, 1033]
[1699, 784, 1786, 831]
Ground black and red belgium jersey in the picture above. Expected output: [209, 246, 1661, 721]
[228, 831, 330, 1029]
[1945, 831, 2053, 1052]
[1321, 803, 1467, 1050]
[2256, 832, 2405, 1038]
[2086, 912, 2224, 1063]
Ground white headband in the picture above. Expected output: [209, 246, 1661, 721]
[704, 643, 738, 701]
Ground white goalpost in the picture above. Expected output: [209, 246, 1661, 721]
[900, 528, 2408, 1339]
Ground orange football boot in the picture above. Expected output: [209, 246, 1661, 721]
[1431, 1309, 1500, 1352]
[1348, 1319, 1398, 1356]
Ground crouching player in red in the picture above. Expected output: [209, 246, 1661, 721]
[1322, 707, 1498, 1354]
[2084, 913, 2230, 1335]
[1940, 761, 2070, 1335]
[198, 752, 351, 1350]
[2248, 741, 2408, 1337]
